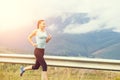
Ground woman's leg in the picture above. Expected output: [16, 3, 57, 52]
[24, 59, 40, 71]
[20, 48, 40, 76]
[40, 59, 48, 80]
[20, 59, 40, 76]
[41, 71, 48, 80]
[24, 48, 41, 71]
[38, 58, 48, 80]
[23, 65, 33, 70]
[35, 49, 48, 80]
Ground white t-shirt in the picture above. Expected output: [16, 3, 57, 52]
[36, 29, 48, 49]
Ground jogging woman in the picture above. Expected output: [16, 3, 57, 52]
[20, 20, 52, 80]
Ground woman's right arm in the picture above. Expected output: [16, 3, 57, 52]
[27, 29, 37, 47]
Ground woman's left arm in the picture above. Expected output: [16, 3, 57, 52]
[46, 33, 52, 43]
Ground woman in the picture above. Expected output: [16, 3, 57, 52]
[20, 20, 52, 80]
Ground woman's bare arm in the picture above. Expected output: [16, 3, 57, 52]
[27, 29, 37, 47]
[46, 33, 52, 43]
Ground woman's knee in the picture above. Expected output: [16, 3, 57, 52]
[32, 65, 39, 70]
[42, 64, 47, 71]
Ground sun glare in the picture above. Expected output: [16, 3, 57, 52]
[0, 0, 35, 31]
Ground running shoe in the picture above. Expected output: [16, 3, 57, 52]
[20, 66, 25, 76]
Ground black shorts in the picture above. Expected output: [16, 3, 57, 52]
[32, 48, 47, 71]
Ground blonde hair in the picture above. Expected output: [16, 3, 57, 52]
[37, 20, 45, 29]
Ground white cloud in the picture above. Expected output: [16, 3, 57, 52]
[63, 0, 120, 34]
[64, 20, 102, 34]
[47, 24, 57, 31]
[0, 0, 120, 33]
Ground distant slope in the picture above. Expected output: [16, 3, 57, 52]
[92, 42, 120, 60]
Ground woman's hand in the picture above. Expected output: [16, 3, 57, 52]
[46, 34, 52, 43]
[32, 43, 37, 47]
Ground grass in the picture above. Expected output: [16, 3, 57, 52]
[1, 47, 120, 80]
[0, 63, 120, 80]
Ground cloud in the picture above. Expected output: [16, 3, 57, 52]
[0, 0, 82, 31]
[63, 0, 120, 34]
[47, 24, 57, 31]
[64, 20, 102, 34]
[0, 0, 120, 34]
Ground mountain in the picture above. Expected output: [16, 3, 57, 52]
[92, 42, 120, 59]
[45, 13, 120, 60]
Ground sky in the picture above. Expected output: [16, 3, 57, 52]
[0, 0, 120, 34]
[0, 0, 120, 50]
[63, 0, 120, 34]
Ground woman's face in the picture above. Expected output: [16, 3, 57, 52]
[39, 21, 46, 29]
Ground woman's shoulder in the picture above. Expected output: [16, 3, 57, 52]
[33, 29, 38, 32]
[31, 29, 38, 34]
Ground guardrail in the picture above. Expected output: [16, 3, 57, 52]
[0, 53, 120, 71]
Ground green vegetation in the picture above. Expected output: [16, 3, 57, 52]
[0, 63, 120, 80]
